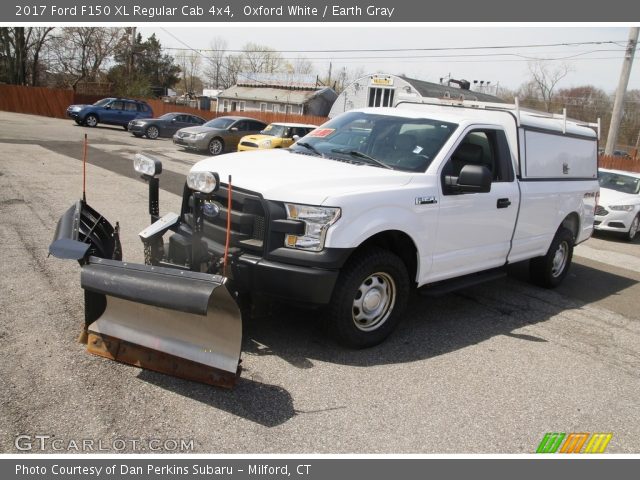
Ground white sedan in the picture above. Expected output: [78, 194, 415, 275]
[595, 168, 640, 241]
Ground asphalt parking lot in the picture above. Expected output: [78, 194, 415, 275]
[1, 111, 639, 454]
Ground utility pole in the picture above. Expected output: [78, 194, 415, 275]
[605, 27, 639, 155]
[128, 27, 137, 86]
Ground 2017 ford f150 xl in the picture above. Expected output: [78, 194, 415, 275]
[50, 100, 599, 387]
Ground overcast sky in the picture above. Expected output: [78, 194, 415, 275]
[140, 26, 639, 95]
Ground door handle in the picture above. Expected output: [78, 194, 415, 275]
[497, 198, 511, 209]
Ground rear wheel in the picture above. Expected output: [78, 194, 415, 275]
[327, 247, 410, 348]
[530, 227, 574, 288]
[145, 125, 159, 140]
[208, 138, 224, 155]
[626, 214, 639, 242]
[84, 114, 98, 127]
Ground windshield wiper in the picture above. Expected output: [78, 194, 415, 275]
[331, 149, 393, 170]
[295, 141, 323, 157]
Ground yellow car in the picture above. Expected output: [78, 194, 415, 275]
[237, 122, 317, 151]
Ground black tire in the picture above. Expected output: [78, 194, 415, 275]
[530, 227, 574, 288]
[74, 119, 82, 125]
[625, 214, 639, 242]
[122, 124, 128, 131]
[84, 114, 98, 127]
[145, 125, 159, 140]
[327, 247, 410, 348]
[208, 138, 224, 155]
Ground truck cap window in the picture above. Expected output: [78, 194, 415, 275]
[291, 111, 457, 172]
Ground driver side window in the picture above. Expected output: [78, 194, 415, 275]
[441, 128, 514, 194]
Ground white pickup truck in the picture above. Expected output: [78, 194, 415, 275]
[166, 101, 597, 347]
[52, 101, 600, 358]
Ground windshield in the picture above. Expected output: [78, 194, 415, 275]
[93, 98, 112, 107]
[260, 124, 286, 137]
[203, 117, 236, 129]
[599, 171, 640, 195]
[290, 111, 457, 172]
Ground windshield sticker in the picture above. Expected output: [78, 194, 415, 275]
[413, 146, 424, 154]
[309, 128, 335, 138]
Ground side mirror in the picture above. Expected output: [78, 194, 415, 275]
[230, 127, 238, 132]
[446, 164, 492, 194]
[292, 135, 300, 141]
[104, 105, 111, 110]
[171, 118, 177, 123]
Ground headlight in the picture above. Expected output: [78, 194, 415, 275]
[133, 153, 162, 177]
[284, 203, 341, 252]
[259, 139, 272, 148]
[194, 133, 207, 139]
[187, 171, 219, 194]
[609, 205, 635, 212]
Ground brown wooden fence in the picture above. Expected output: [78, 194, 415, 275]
[0, 85, 329, 126]
[599, 155, 640, 173]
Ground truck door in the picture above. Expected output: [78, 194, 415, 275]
[430, 127, 519, 281]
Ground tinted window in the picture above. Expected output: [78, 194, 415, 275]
[124, 102, 138, 112]
[137, 103, 150, 113]
[233, 121, 250, 131]
[250, 121, 267, 131]
[110, 101, 124, 110]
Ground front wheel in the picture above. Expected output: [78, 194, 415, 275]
[327, 247, 410, 348]
[84, 114, 98, 128]
[530, 227, 574, 288]
[208, 138, 224, 155]
[626, 214, 639, 242]
[145, 125, 159, 140]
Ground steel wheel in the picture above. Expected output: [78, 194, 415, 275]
[550, 241, 569, 278]
[328, 247, 409, 348]
[84, 114, 98, 127]
[530, 226, 574, 288]
[146, 125, 159, 139]
[352, 272, 396, 331]
[209, 138, 223, 155]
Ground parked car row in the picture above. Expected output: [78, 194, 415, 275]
[66, 97, 319, 156]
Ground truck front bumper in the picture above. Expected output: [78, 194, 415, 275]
[232, 254, 340, 305]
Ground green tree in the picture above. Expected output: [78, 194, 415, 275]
[109, 32, 181, 97]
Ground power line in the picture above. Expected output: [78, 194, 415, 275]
[160, 40, 627, 54]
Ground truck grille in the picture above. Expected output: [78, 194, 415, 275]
[185, 186, 266, 254]
[595, 205, 608, 216]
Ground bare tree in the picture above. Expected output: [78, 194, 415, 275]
[202, 37, 227, 89]
[288, 57, 315, 75]
[175, 50, 201, 95]
[241, 42, 284, 74]
[48, 27, 124, 90]
[26, 27, 54, 86]
[527, 60, 572, 112]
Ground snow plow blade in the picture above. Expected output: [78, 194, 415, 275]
[80, 258, 242, 388]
